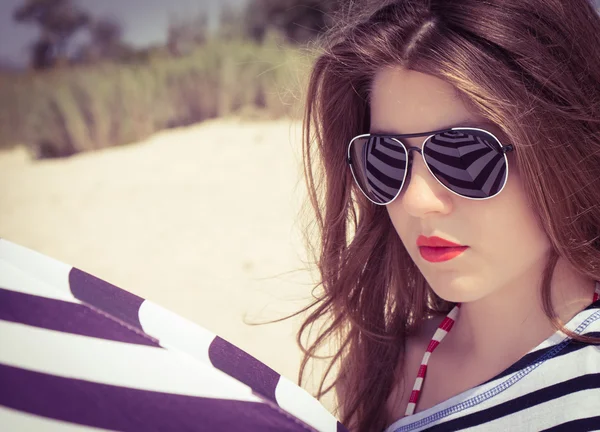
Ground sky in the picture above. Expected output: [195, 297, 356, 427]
[0, 0, 248, 68]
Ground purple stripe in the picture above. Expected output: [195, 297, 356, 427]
[209, 336, 279, 403]
[69, 268, 145, 331]
[338, 421, 350, 432]
[0, 287, 159, 347]
[0, 363, 316, 432]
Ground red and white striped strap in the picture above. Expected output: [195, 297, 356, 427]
[405, 281, 600, 417]
[404, 304, 460, 417]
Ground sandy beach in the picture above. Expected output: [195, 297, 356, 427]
[0, 117, 336, 411]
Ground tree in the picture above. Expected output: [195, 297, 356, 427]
[91, 17, 122, 51]
[167, 13, 209, 57]
[243, 0, 341, 44]
[218, 4, 246, 41]
[73, 17, 126, 63]
[14, 0, 90, 69]
[82, 16, 130, 61]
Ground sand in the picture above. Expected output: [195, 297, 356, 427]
[0, 117, 336, 412]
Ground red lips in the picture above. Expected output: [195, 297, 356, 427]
[416, 235, 468, 263]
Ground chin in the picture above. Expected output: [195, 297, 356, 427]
[426, 273, 482, 303]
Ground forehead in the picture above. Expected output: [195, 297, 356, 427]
[369, 66, 488, 135]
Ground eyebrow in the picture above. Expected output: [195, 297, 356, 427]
[370, 119, 497, 135]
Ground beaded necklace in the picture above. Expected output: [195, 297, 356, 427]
[404, 284, 600, 416]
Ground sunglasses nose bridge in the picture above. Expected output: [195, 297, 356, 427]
[405, 146, 423, 156]
[400, 146, 423, 189]
[404, 146, 423, 171]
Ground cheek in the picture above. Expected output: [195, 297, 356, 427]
[474, 172, 551, 270]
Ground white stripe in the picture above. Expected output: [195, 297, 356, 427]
[533, 307, 600, 352]
[405, 402, 416, 416]
[561, 306, 600, 332]
[0, 320, 261, 402]
[0, 239, 74, 300]
[421, 351, 431, 364]
[447, 306, 460, 321]
[467, 388, 600, 432]
[431, 328, 448, 342]
[487, 346, 600, 406]
[0, 405, 110, 432]
[0, 260, 78, 303]
[138, 300, 216, 367]
[275, 376, 338, 432]
[412, 377, 424, 391]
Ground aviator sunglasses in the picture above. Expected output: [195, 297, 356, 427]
[346, 127, 514, 205]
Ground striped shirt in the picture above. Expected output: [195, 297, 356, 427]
[384, 292, 600, 432]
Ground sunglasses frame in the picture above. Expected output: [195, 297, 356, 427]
[346, 126, 515, 205]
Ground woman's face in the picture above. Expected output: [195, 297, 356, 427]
[370, 66, 551, 303]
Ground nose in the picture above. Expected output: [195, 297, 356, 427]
[394, 147, 453, 218]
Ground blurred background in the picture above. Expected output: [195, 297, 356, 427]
[0, 0, 339, 412]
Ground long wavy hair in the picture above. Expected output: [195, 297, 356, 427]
[296, 1, 600, 431]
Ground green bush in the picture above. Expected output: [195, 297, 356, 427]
[0, 38, 312, 157]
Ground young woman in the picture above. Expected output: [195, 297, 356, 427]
[297, 1, 600, 431]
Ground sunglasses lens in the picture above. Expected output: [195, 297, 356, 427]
[348, 136, 407, 204]
[422, 129, 508, 199]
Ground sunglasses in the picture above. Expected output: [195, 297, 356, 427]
[346, 127, 514, 205]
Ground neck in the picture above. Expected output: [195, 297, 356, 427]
[446, 257, 596, 361]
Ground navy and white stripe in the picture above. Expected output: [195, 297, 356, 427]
[384, 292, 600, 432]
[0, 239, 346, 432]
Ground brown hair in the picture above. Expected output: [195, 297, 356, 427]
[296, 1, 600, 431]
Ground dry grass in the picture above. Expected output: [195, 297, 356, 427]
[0, 39, 313, 158]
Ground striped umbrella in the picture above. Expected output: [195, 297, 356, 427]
[0, 239, 347, 432]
